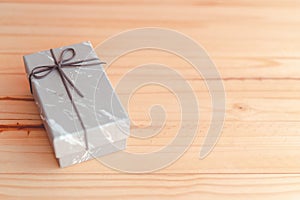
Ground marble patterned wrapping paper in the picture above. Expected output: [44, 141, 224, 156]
[23, 41, 130, 167]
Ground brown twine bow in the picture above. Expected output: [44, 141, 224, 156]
[29, 48, 105, 150]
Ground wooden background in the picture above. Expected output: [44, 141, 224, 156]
[1, 0, 300, 199]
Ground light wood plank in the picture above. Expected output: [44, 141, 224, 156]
[1, 174, 300, 200]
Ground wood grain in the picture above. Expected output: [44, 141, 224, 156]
[1, 0, 300, 199]
[2, 174, 300, 200]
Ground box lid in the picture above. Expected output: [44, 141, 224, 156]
[23, 41, 130, 158]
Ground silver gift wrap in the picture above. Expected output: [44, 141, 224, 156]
[23, 41, 130, 167]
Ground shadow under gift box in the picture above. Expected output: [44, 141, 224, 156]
[23, 41, 130, 168]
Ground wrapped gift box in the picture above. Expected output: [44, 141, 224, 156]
[23, 41, 130, 167]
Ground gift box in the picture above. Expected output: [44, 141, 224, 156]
[23, 41, 130, 167]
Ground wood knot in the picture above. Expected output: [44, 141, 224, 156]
[233, 103, 248, 111]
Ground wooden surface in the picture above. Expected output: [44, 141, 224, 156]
[1, 0, 300, 199]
